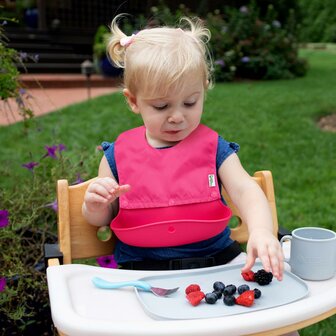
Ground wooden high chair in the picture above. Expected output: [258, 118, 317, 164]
[46, 170, 336, 336]
[46, 170, 278, 266]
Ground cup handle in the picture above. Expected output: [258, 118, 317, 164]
[280, 235, 292, 263]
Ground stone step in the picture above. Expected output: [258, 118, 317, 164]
[19, 74, 122, 88]
[6, 27, 94, 73]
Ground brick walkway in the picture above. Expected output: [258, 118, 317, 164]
[0, 74, 121, 126]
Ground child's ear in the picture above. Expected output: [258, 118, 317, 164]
[123, 89, 140, 114]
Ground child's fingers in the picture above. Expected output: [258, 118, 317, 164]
[88, 182, 112, 199]
[241, 250, 256, 273]
[268, 246, 284, 281]
[109, 184, 131, 198]
[257, 245, 283, 281]
[118, 184, 131, 195]
[86, 192, 110, 204]
[95, 177, 119, 191]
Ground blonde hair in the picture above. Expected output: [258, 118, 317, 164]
[107, 15, 213, 98]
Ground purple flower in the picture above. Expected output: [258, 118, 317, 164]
[96, 255, 118, 269]
[215, 59, 225, 67]
[45, 200, 58, 212]
[1, 21, 8, 26]
[58, 143, 66, 152]
[33, 54, 39, 62]
[72, 173, 84, 185]
[43, 144, 66, 159]
[0, 210, 9, 228]
[0, 277, 6, 292]
[44, 145, 59, 159]
[241, 56, 250, 63]
[19, 52, 28, 61]
[22, 161, 39, 171]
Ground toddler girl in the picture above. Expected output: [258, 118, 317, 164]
[82, 15, 284, 281]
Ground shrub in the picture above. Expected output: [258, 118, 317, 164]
[208, 3, 307, 81]
[0, 18, 37, 125]
[299, 0, 336, 42]
[0, 143, 95, 334]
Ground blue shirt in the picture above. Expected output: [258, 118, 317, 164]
[102, 135, 239, 263]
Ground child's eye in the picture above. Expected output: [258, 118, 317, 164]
[153, 104, 168, 111]
[184, 101, 196, 107]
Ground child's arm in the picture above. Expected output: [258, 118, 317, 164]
[218, 154, 284, 281]
[82, 156, 130, 227]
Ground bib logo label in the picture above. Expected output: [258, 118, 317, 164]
[208, 174, 216, 187]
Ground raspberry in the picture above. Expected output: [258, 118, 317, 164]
[254, 269, 273, 286]
[186, 291, 205, 306]
[241, 270, 255, 282]
[185, 284, 201, 295]
[235, 290, 255, 307]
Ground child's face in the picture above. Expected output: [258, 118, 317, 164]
[124, 73, 205, 147]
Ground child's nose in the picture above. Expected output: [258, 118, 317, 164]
[168, 110, 184, 123]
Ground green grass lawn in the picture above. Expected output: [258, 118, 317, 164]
[1, 49, 335, 232]
[0, 49, 335, 334]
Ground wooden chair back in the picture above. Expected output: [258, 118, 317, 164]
[57, 170, 278, 264]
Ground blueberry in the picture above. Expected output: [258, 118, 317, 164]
[223, 295, 236, 306]
[223, 284, 236, 296]
[205, 292, 218, 304]
[238, 284, 250, 294]
[212, 290, 222, 299]
[254, 288, 262, 299]
[213, 281, 225, 293]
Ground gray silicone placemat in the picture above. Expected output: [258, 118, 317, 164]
[135, 262, 309, 320]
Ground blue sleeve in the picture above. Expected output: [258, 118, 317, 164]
[101, 141, 119, 181]
[216, 136, 240, 170]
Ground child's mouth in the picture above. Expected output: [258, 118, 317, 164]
[165, 130, 181, 134]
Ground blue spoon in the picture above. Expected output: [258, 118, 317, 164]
[92, 277, 179, 297]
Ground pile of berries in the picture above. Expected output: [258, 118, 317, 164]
[241, 269, 273, 286]
[185, 269, 272, 307]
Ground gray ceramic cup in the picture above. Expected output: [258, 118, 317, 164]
[280, 227, 336, 281]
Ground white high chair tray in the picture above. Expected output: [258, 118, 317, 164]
[47, 260, 336, 336]
[135, 262, 308, 320]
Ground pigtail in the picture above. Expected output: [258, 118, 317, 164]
[180, 17, 211, 44]
[180, 17, 214, 88]
[107, 14, 128, 68]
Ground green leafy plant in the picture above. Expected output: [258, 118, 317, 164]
[0, 16, 36, 126]
[0, 142, 93, 334]
[208, 3, 308, 81]
[299, 0, 336, 43]
[93, 24, 110, 60]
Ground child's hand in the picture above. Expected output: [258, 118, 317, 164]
[241, 229, 284, 281]
[84, 177, 131, 213]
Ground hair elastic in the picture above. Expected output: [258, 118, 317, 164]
[120, 34, 135, 47]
